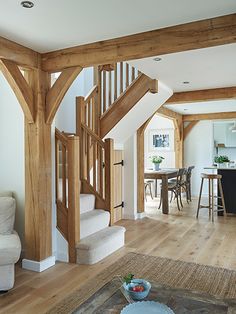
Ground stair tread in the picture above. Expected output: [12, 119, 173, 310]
[80, 209, 109, 218]
[77, 226, 125, 250]
[80, 209, 110, 239]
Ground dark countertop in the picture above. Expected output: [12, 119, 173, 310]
[204, 166, 236, 170]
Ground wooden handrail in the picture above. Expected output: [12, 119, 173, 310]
[100, 74, 158, 138]
[76, 86, 99, 135]
[81, 123, 105, 147]
[84, 85, 98, 103]
[55, 127, 68, 145]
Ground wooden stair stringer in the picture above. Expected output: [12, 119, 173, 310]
[100, 73, 158, 138]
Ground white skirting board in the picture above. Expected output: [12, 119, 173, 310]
[22, 256, 55, 272]
[136, 212, 147, 219]
[123, 212, 146, 220]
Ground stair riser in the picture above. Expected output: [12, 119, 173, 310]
[77, 231, 125, 265]
[80, 194, 95, 213]
[80, 210, 110, 239]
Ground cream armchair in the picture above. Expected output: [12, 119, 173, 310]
[0, 192, 21, 292]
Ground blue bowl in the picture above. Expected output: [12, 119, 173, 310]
[123, 279, 151, 300]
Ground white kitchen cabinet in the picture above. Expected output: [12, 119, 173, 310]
[214, 122, 236, 148]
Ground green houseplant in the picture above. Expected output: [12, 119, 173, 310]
[214, 155, 230, 167]
[214, 155, 230, 164]
[150, 155, 164, 171]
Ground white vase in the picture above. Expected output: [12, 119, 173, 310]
[154, 163, 160, 171]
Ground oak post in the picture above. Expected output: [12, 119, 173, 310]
[76, 96, 85, 184]
[174, 118, 184, 168]
[137, 128, 145, 213]
[24, 69, 52, 261]
[76, 96, 84, 136]
[137, 117, 154, 213]
[67, 136, 80, 263]
[105, 138, 114, 225]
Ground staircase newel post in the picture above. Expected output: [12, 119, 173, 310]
[76, 96, 85, 136]
[93, 66, 101, 136]
[105, 138, 115, 225]
[67, 135, 80, 263]
[76, 96, 85, 184]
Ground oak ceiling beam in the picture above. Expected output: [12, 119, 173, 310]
[183, 112, 236, 121]
[167, 87, 236, 104]
[0, 36, 39, 69]
[41, 14, 236, 72]
[157, 106, 182, 121]
[46, 66, 83, 124]
[0, 59, 34, 122]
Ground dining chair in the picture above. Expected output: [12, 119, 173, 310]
[169, 166, 194, 204]
[185, 166, 195, 202]
[158, 168, 185, 211]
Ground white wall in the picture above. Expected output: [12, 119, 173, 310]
[144, 115, 175, 169]
[217, 147, 236, 161]
[123, 134, 138, 219]
[106, 81, 173, 144]
[184, 120, 214, 196]
[55, 68, 93, 133]
[0, 72, 25, 246]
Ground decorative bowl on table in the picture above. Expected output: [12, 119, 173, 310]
[123, 279, 151, 300]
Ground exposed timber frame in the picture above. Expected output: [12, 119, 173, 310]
[1, 12, 236, 265]
[0, 37, 82, 264]
[0, 35, 39, 68]
[183, 112, 236, 121]
[41, 13, 236, 72]
[157, 107, 183, 168]
[166, 87, 236, 104]
[46, 66, 83, 123]
[183, 121, 199, 140]
[137, 116, 154, 214]
[0, 59, 35, 122]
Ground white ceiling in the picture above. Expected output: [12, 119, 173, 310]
[0, 0, 235, 52]
[164, 99, 236, 115]
[128, 44, 236, 92]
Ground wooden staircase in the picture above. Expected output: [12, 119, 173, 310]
[55, 61, 158, 263]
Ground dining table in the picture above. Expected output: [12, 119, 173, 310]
[144, 168, 179, 214]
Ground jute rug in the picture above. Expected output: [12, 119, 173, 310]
[47, 252, 236, 314]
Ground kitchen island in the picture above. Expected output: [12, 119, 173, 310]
[204, 166, 236, 214]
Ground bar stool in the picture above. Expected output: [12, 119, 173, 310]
[196, 173, 227, 222]
[144, 180, 154, 201]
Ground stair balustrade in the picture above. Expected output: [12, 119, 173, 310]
[99, 62, 139, 116]
[55, 128, 80, 263]
[76, 88, 115, 224]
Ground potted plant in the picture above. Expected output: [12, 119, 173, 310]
[214, 155, 230, 167]
[150, 155, 164, 171]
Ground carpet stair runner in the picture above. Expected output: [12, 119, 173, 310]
[77, 194, 125, 264]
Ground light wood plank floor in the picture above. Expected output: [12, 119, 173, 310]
[1, 197, 236, 314]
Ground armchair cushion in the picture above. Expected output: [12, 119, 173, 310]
[0, 191, 13, 197]
[0, 197, 16, 235]
[0, 231, 21, 265]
